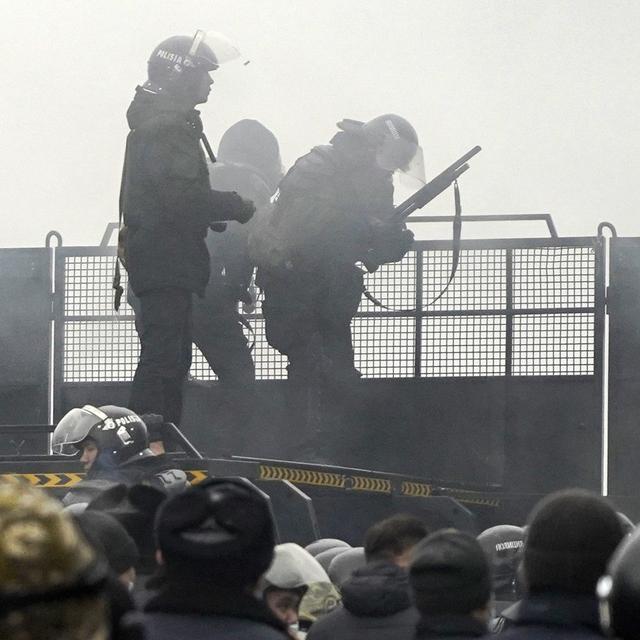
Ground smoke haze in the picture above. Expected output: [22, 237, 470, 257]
[1, 0, 639, 247]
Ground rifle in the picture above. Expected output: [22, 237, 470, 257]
[363, 145, 481, 274]
[392, 145, 481, 222]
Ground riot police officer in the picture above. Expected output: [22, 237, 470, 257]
[120, 31, 255, 427]
[256, 115, 419, 386]
[52, 404, 188, 504]
[191, 120, 284, 453]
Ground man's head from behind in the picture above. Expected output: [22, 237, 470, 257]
[523, 488, 625, 596]
[155, 477, 275, 589]
[410, 529, 491, 620]
[364, 513, 429, 566]
[0, 479, 108, 640]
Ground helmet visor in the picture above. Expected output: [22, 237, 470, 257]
[191, 30, 242, 68]
[376, 133, 424, 178]
[51, 406, 103, 456]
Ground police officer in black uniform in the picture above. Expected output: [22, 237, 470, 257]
[254, 115, 419, 449]
[256, 115, 418, 387]
[52, 404, 188, 504]
[190, 120, 283, 452]
[121, 31, 255, 427]
[192, 119, 283, 389]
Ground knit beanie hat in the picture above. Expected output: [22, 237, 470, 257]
[410, 529, 491, 615]
[74, 510, 139, 576]
[523, 489, 625, 595]
[155, 477, 275, 587]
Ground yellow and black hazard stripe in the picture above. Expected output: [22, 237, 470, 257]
[1, 472, 85, 488]
[186, 470, 208, 484]
[259, 465, 346, 489]
[348, 476, 393, 494]
[401, 481, 433, 497]
[439, 488, 501, 508]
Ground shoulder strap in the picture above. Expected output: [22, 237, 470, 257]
[112, 135, 132, 311]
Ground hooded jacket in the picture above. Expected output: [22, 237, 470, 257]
[122, 86, 237, 296]
[307, 562, 418, 640]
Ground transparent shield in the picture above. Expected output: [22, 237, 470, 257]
[398, 145, 426, 189]
[51, 406, 102, 456]
[193, 30, 242, 66]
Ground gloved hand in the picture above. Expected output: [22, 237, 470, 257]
[212, 191, 256, 224]
[234, 196, 256, 224]
[366, 221, 414, 268]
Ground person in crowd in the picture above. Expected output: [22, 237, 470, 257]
[259, 542, 331, 637]
[52, 405, 188, 505]
[305, 538, 351, 557]
[315, 545, 352, 573]
[327, 547, 366, 588]
[74, 510, 140, 590]
[497, 488, 625, 638]
[597, 524, 640, 639]
[138, 476, 290, 639]
[191, 119, 284, 452]
[73, 510, 142, 640]
[120, 31, 255, 428]
[254, 115, 418, 434]
[307, 513, 428, 640]
[86, 483, 167, 581]
[410, 528, 491, 639]
[477, 525, 524, 616]
[0, 478, 109, 640]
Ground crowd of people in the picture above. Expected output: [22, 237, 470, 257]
[2, 472, 640, 640]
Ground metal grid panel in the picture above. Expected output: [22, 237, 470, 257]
[251, 316, 289, 380]
[65, 256, 134, 317]
[423, 249, 507, 311]
[512, 246, 595, 309]
[512, 313, 595, 375]
[352, 316, 415, 378]
[64, 320, 139, 382]
[189, 313, 288, 381]
[189, 346, 219, 381]
[58, 240, 600, 383]
[421, 315, 507, 377]
[360, 252, 416, 312]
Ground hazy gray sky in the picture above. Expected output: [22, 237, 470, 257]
[1, 0, 639, 247]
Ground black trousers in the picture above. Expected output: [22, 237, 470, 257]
[129, 288, 192, 425]
[260, 267, 363, 384]
[191, 291, 254, 389]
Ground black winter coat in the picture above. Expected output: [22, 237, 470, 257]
[307, 562, 419, 640]
[122, 86, 236, 296]
[415, 614, 487, 639]
[136, 579, 290, 640]
[261, 130, 410, 277]
[496, 593, 605, 640]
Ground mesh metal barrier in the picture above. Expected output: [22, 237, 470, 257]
[57, 238, 601, 383]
